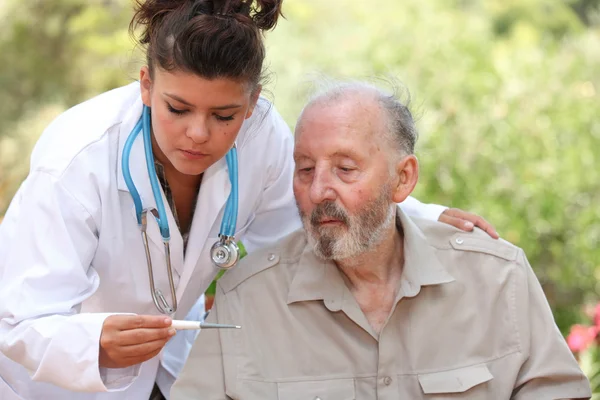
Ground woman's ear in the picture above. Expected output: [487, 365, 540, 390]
[391, 154, 419, 204]
[139, 66, 153, 107]
[245, 85, 262, 119]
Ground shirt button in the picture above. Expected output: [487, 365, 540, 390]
[314, 397, 322, 400]
[455, 237, 464, 244]
[383, 376, 392, 386]
[268, 253, 275, 261]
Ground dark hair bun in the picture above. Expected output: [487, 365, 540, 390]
[130, 0, 186, 45]
[131, 0, 283, 44]
[130, 0, 282, 88]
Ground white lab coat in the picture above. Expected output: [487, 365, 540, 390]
[0, 82, 446, 400]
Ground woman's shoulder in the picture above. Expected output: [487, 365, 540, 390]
[30, 82, 141, 174]
[236, 97, 293, 153]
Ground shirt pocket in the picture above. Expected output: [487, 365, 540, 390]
[277, 378, 356, 400]
[417, 364, 493, 397]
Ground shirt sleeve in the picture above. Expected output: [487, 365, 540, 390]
[398, 196, 447, 221]
[170, 305, 230, 400]
[0, 171, 139, 392]
[512, 250, 592, 399]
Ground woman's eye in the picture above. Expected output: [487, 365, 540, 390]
[215, 114, 235, 122]
[167, 104, 187, 115]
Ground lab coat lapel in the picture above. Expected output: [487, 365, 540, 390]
[174, 158, 229, 317]
[116, 97, 185, 276]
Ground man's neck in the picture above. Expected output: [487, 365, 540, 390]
[335, 219, 405, 335]
[336, 222, 404, 289]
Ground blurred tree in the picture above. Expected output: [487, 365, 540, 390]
[568, 0, 600, 26]
[0, 0, 138, 211]
[0, 0, 135, 135]
[0, 0, 599, 336]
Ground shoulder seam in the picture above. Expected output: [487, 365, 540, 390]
[32, 170, 98, 234]
[60, 122, 119, 179]
[33, 121, 119, 181]
[448, 232, 520, 261]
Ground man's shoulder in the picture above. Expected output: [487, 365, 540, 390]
[217, 229, 307, 294]
[412, 216, 523, 263]
[413, 217, 533, 323]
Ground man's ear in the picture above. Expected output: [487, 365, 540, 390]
[391, 154, 419, 204]
[140, 66, 153, 107]
[245, 85, 262, 120]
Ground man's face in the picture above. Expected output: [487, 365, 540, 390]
[293, 97, 396, 260]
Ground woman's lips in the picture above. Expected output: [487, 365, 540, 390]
[180, 149, 208, 160]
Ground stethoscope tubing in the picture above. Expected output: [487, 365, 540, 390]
[121, 105, 241, 315]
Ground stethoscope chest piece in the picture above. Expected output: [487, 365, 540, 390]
[211, 237, 240, 269]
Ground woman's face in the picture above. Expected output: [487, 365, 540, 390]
[140, 66, 260, 176]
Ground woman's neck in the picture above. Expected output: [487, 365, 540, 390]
[151, 138, 201, 235]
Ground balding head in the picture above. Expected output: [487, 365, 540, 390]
[296, 81, 418, 160]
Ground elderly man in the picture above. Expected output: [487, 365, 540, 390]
[171, 82, 591, 399]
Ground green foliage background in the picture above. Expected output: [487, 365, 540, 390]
[0, 0, 599, 341]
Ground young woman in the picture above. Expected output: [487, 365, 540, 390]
[0, 0, 496, 399]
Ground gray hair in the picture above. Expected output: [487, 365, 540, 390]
[300, 78, 419, 157]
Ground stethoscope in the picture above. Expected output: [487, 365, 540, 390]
[121, 105, 240, 315]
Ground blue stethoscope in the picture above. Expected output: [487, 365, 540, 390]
[121, 105, 240, 315]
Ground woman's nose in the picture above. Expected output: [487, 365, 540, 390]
[187, 119, 210, 143]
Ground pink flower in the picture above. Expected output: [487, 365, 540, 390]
[567, 324, 598, 353]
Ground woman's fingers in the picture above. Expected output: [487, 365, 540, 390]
[117, 327, 175, 346]
[99, 314, 175, 368]
[439, 208, 499, 239]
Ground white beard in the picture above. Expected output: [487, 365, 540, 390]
[301, 184, 396, 261]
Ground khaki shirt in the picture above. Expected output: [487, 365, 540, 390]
[172, 208, 591, 400]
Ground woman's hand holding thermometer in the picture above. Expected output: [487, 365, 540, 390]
[99, 315, 241, 368]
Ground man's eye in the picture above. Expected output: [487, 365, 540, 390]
[167, 104, 187, 115]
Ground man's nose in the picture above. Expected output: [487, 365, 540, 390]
[309, 168, 336, 204]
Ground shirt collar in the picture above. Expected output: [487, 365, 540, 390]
[287, 205, 455, 307]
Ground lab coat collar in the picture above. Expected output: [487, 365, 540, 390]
[286, 206, 455, 306]
[174, 157, 230, 309]
[395, 205, 456, 299]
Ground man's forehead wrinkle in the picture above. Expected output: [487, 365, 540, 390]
[294, 98, 386, 162]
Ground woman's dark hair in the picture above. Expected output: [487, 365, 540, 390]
[130, 0, 283, 90]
